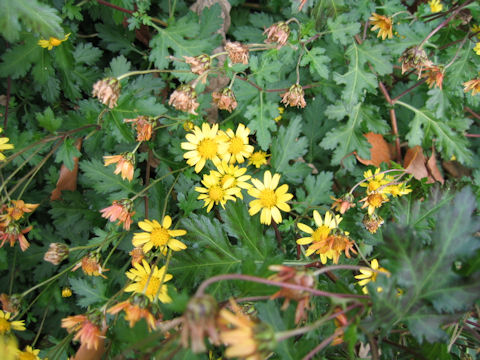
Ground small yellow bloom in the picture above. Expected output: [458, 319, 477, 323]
[474, 42, 480, 56]
[248, 171, 293, 225]
[274, 107, 284, 122]
[248, 151, 268, 168]
[0, 128, 14, 162]
[132, 216, 187, 254]
[125, 259, 173, 303]
[38, 33, 70, 50]
[219, 123, 254, 164]
[428, 0, 443, 13]
[0, 311, 25, 334]
[61, 287, 72, 298]
[195, 172, 238, 212]
[354, 259, 389, 294]
[360, 168, 390, 194]
[360, 192, 389, 215]
[17, 345, 41, 360]
[369, 13, 393, 40]
[472, 25, 480, 39]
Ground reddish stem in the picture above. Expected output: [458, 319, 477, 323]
[465, 133, 480, 138]
[391, 79, 426, 103]
[379, 81, 393, 105]
[304, 261, 338, 282]
[144, 148, 152, 219]
[96, 0, 133, 14]
[271, 221, 283, 251]
[390, 109, 402, 162]
[465, 106, 480, 122]
[303, 328, 344, 360]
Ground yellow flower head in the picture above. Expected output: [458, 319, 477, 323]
[472, 25, 480, 39]
[213, 161, 252, 199]
[0, 311, 25, 334]
[0, 128, 14, 162]
[17, 345, 41, 360]
[360, 168, 390, 194]
[369, 13, 393, 40]
[125, 259, 173, 303]
[354, 259, 390, 294]
[62, 287, 72, 298]
[181, 123, 227, 173]
[219, 123, 254, 164]
[132, 216, 187, 254]
[464, 78, 480, 95]
[195, 172, 238, 212]
[384, 176, 412, 197]
[297, 210, 343, 261]
[428, 0, 443, 13]
[474, 42, 480, 56]
[274, 107, 284, 122]
[38, 33, 70, 50]
[248, 151, 268, 168]
[0, 335, 18, 360]
[360, 192, 389, 215]
[248, 171, 293, 225]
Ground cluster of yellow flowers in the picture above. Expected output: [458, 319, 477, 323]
[0, 310, 42, 360]
[182, 122, 293, 225]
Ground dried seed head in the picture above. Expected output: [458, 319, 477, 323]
[280, 84, 306, 108]
[44, 243, 69, 265]
[399, 46, 432, 78]
[225, 41, 249, 64]
[363, 213, 384, 234]
[264, 22, 290, 48]
[184, 54, 212, 75]
[169, 85, 200, 115]
[92, 77, 121, 108]
[212, 88, 238, 112]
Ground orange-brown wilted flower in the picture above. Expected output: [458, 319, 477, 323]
[330, 194, 356, 214]
[100, 199, 135, 231]
[103, 153, 135, 182]
[399, 46, 433, 77]
[331, 307, 349, 346]
[181, 295, 220, 353]
[108, 299, 158, 331]
[369, 13, 393, 40]
[168, 85, 200, 115]
[280, 84, 306, 108]
[124, 116, 154, 142]
[44, 243, 69, 265]
[363, 213, 384, 234]
[0, 294, 20, 315]
[184, 54, 212, 75]
[264, 22, 290, 48]
[0, 224, 32, 251]
[422, 65, 444, 89]
[92, 77, 121, 109]
[72, 253, 109, 278]
[129, 247, 145, 266]
[225, 41, 249, 65]
[324, 234, 357, 264]
[0, 200, 39, 226]
[61, 314, 104, 350]
[269, 265, 314, 324]
[463, 78, 480, 95]
[218, 299, 276, 359]
[212, 88, 238, 113]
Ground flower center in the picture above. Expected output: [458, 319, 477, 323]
[151, 228, 170, 246]
[259, 189, 277, 208]
[0, 318, 11, 334]
[139, 276, 161, 297]
[209, 186, 224, 202]
[367, 180, 381, 193]
[312, 225, 330, 243]
[368, 194, 384, 208]
[228, 137, 244, 155]
[197, 138, 218, 159]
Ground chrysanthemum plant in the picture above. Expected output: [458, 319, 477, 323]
[0, 0, 479, 358]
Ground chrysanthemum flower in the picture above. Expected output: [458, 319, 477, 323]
[195, 172, 238, 212]
[323, 234, 357, 264]
[129, 247, 145, 266]
[422, 65, 445, 89]
[0, 294, 20, 315]
[184, 54, 211, 75]
[331, 307, 349, 346]
[360, 168, 390, 194]
[212, 88, 238, 113]
[44, 243, 69, 265]
[354, 259, 390, 294]
[125, 259, 173, 303]
[72, 254, 109, 278]
[103, 153, 135, 181]
[38, 33, 70, 50]
[132, 216, 187, 254]
[0, 335, 18, 360]
[330, 194, 355, 214]
[274, 107, 284, 122]
[92, 77, 121, 109]
[0, 128, 14, 162]
[62, 287, 72, 298]
[100, 199, 135, 230]
[169, 85, 199, 115]
[369, 13, 393, 40]
[363, 213, 384, 234]
[360, 192, 389, 215]
[2, 200, 38, 223]
[464, 78, 480, 95]
[472, 24, 480, 38]
[0, 311, 25, 334]
[220, 124, 254, 164]
[384, 177, 412, 197]
[248, 151, 268, 168]
[474, 42, 480, 56]
[17, 345, 41, 360]
[225, 41, 249, 64]
[124, 116, 154, 142]
[61, 314, 104, 350]
[248, 171, 293, 225]
[218, 299, 275, 359]
[428, 0, 443, 13]
[297, 210, 342, 260]
[213, 161, 252, 199]
[181, 123, 227, 173]
[108, 300, 157, 331]
[0, 224, 32, 251]
[280, 84, 306, 108]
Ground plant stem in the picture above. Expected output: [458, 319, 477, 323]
[32, 304, 49, 347]
[311, 264, 384, 277]
[117, 69, 189, 81]
[390, 109, 402, 162]
[303, 327, 345, 360]
[130, 166, 188, 201]
[391, 79, 426, 103]
[445, 34, 470, 69]
[95, 0, 167, 26]
[8, 250, 17, 295]
[195, 273, 369, 299]
[21, 263, 77, 298]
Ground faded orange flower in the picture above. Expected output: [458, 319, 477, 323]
[264, 22, 290, 48]
[212, 88, 238, 113]
[280, 84, 306, 108]
[124, 116, 154, 141]
[0, 200, 38, 226]
[464, 78, 480, 95]
[72, 253, 109, 278]
[61, 314, 104, 350]
[169, 85, 199, 115]
[184, 54, 211, 75]
[330, 194, 355, 214]
[92, 77, 121, 108]
[108, 300, 158, 331]
[100, 199, 135, 230]
[369, 13, 393, 40]
[103, 153, 135, 181]
[422, 65, 444, 89]
[0, 224, 32, 251]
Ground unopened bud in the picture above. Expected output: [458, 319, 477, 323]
[44, 243, 69, 265]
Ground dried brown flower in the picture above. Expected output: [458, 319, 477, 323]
[225, 41, 249, 64]
[363, 213, 384, 234]
[280, 84, 306, 108]
[184, 54, 212, 75]
[422, 65, 444, 89]
[124, 116, 154, 141]
[399, 46, 432, 78]
[92, 77, 121, 108]
[212, 88, 238, 112]
[264, 22, 290, 48]
[44, 243, 69, 265]
[169, 85, 200, 115]
[330, 193, 356, 214]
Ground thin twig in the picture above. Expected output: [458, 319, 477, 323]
[465, 106, 480, 122]
[390, 109, 402, 162]
[272, 221, 284, 252]
[391, 79, 426, 103]
[303, 329, 343, 360]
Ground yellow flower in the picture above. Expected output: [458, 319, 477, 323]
[61, 287, 72, 298]
[354, 259, 389, 294]
[472, 25, 480, 39]
[360, 168, 389, 194]
[181, 123, 227, 173]
[384, 177, 412, 197]
[195, 172, 238, 212]
[220, 124, 254, 164]
[132, 216, 187, 254]
[474, 42, 480, 56]
[248, 171, 293, 225]
[464, 78, 480, 95]
[297, 210, 342, 261]
[360, 192, 389, 215]
[0, 128, 14, 162]
[0, 335, 18, 360]
[213, 161, 252, 200]
[428, 0, 443, 13]
[125, 259, 173, 303]
[17, 345, 41, 360]
[274, 107, 284, 122]
[248, 151, 268, 168]
[0, 311, 25, 334]
[369, 13, 393, 40]
[38, 33, 70, 50]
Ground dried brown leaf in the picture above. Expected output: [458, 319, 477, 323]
[50, 138, 82, 201]
[356, 132, 392, 167]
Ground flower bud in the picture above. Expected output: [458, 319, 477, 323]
[44, 243, 69, 265]
[92, 77, 121, 108]
[399, 46, 432, 78]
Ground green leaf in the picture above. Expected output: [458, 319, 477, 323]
[198, 3, 223, 38]
[70, 277, 108, 308]
[244, 94, 278, 150]
[96, 23, 137, 55]
[32, 51, 54, 85]
[327, 14, 361, 46]
[74, 43, 103, 64]
[294, 172, 334, 213]
[36, 107, 62, 133]
[356, 41, 393, 76]
[109, 55, 131, 78]
[250, 54, 282, 87]
[55, 138, 82, 171]
[301, 47, 330, 79]
[0, 36, 41, 78]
